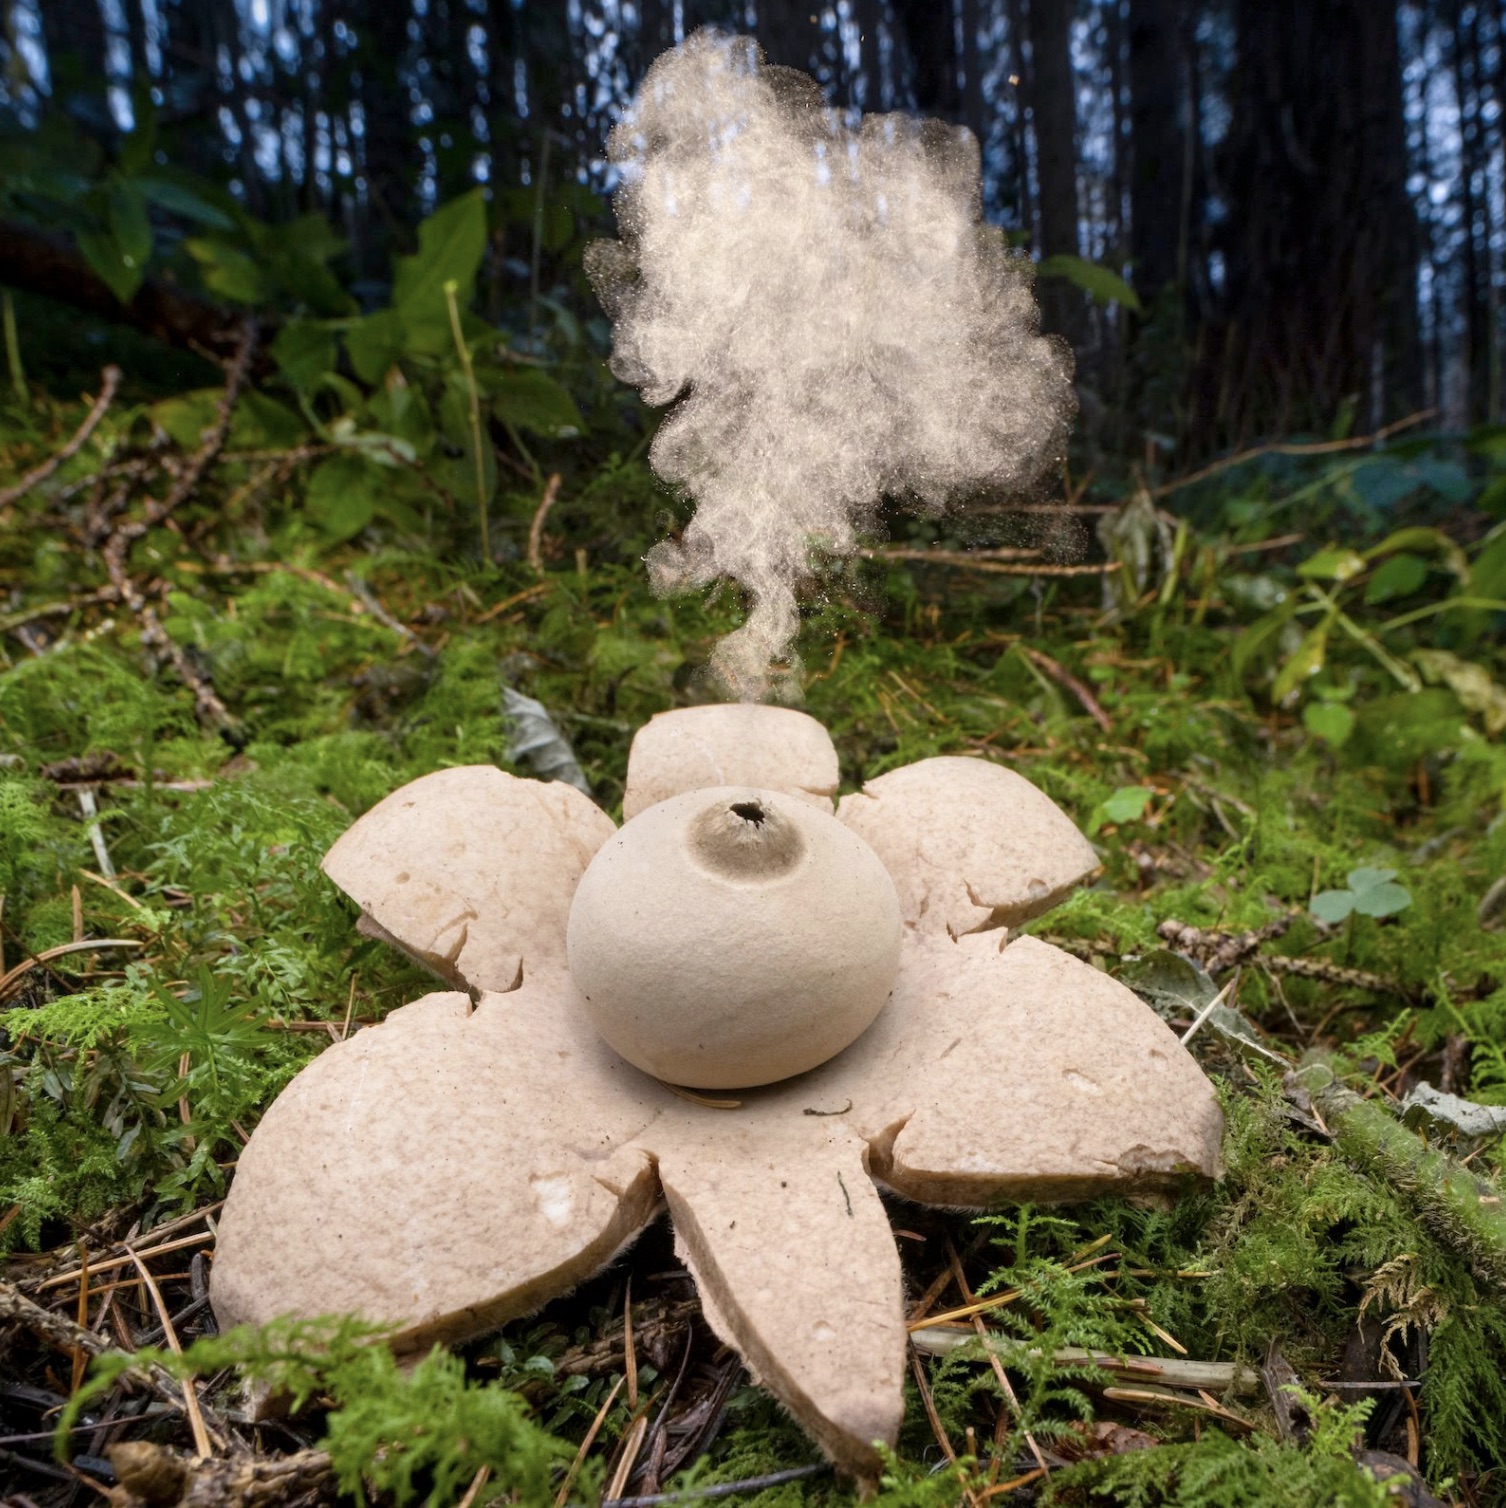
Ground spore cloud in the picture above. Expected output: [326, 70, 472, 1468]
[588, 30, 1075, 700]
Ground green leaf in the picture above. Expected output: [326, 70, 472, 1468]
[1469, 530, 1506, 600]
[232, 392, 308, 450]
[1297, 547, 1367, 583]
[1037, 254, 1142, 312]
[1478, 475, 1506, 518]
[137, 176, 236, 229]
[392, 189, 488, 338]
[271, 320, 338, 392]
[149, 390, 219, 450]
[74, 177, 153, 304]
[1302, 701, 1354, 746]
[1311, 889, 1357, 924]
[76, 228, 143, 304]
[1089, 784, 1154, 834]
[344, 309, 409, 386]
[1413, 648, 1506, 736]
[186, 237, 266, 304]
[1345, 867, 1412, 919]
[489, 367, 583, 438]
[304, 453, 381, 540]
[151, 389, 304, 451]
[1271, 619, 1330, 702]
[366, 382, 436, 456]
[1363, 552, 1427, 604]
[1231, 600, 1297, 678]
[117, 114, 157, 177]
[1348, 456, 1471, 510]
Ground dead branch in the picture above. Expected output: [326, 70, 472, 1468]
[95, 323, 258, 734]
[1153, 409, 1436, 500]
[0, 1278, 201, 1423]
[107, 1440, 334, 1508]
[1157, 915, 1296, 974]
[908, 1327, 1262, 1396]
[860, 548, 1121, 578]
[1265, 955, 1415, 999]
[1017, 645, 1113, 732]
[528, 472, 563, 574]
[1294, 1057, 1506, 1293]
[0, 366, 122, 509]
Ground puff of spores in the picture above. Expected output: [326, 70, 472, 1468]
[587, 29, 1075, 699]
[566, 786, 901, 1088]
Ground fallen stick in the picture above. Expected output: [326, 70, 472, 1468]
[907, 1329, 1262, 1397]
[1294, 1056, 1506, 1294]
[1018, 645, 1113, 732]
[0, 938, 143, 1003]
[107, 1440, 334, 1508]
[0, 366, 121, 509]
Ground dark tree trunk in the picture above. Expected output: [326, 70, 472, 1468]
[959, 0, 986, 133]
[859, 0, 886, 110]
[38, 0, 109, 118]
[355, 0, 418, 265]
[1005, 0, 1036, 241]
[1451, 0, 1488, 423]
[1028, 0, 1083, 348]
[123, 0, 153, 87]
[894, 0, 961, 118]
[1127, 0, 1182, 304]
[1205, 0, 1420, 444]
[636, 0, 674, 84]
[756, 0, 821, 73]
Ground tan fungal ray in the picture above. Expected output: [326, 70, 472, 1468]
[210, 979, 669, 1354]
[623, 705, 840, 820]
[809, 933, 1223, 1205]
[837, 756, 1099, 936]
[322, 767, 616, 991]
[654, 1120, 906, 1478]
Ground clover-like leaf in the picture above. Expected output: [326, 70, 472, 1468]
[1310, 889, 1357, 925]
[1347, 867, 1412, 918]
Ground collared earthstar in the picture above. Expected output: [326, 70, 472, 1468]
[211, 704, 1223, 1476]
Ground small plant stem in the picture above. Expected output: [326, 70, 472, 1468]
[444, 278, 491, 562]
[2, 289, 28, 404]
[529, 129, 551, 342]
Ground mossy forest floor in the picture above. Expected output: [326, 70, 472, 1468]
[2, 354, 1506, 1508]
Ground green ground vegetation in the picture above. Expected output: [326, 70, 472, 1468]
[1, 185, 1506, 1507]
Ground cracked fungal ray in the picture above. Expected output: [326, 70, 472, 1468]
[587, 28, 1076, 701]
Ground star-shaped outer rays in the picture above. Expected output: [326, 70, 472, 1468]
[210, 706, 1224, 1479]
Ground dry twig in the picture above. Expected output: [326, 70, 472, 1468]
[0, 366, 122, 509]
[1153, 408, 1436, 500]
[529, 472, 563, 573]
[1017, 645, 1112, 732]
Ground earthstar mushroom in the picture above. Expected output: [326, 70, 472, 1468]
[568, 785, 902, 1088]
[211, 704, 1223, 1479]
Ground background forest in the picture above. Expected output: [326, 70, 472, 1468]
[3, 4, 1506, 1508]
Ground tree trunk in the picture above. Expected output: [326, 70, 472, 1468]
[894, 0, 961, 118]
[38, 0, 109, 115]
[1005, 0, 1036, 242]
[1127, 0, 1182, 304]
[1205, 0, 1419, 444]
[756, 0, 820, 73]
[355, 0, 418, 267]
[1451, 0, 1488, 424]
[1028, 0, 1083, 349]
